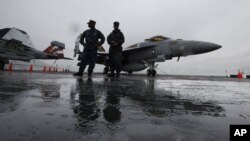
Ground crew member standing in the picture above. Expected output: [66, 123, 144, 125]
[73, 20, 105, 77]
[107, 21, 125, 78]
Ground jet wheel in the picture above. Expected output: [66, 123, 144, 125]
[151, 69, 156, 76]
[147, 69, 152, 76]
[147, 69, 156, 76]
[103, 67, 109, 74]
[128, 71, 133, 75]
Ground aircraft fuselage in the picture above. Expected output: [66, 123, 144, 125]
[120, 38, 221, 72]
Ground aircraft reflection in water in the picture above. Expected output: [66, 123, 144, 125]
[0, 78, 30, 113]
[40, 83, 60, 101]
[0, 77, 62, 113]
[126, 79, 225, 117]
[70, 78, 225, 131]
[0, 72, 233, 141]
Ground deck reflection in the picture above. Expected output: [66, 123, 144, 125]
[70, 77, 225, 132]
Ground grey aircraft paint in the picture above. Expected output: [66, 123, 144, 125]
[86, 35, 221, 76]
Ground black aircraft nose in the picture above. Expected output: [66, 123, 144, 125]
[208, 43, 222, 51]
[192, 42, 222, 54]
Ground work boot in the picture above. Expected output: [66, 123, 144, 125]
[107, 73, 115, 77]
[73, 72, 83, 76]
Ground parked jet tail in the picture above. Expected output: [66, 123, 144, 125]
[43, 41, 72, 60]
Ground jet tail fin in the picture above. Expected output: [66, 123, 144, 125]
[97, 45, 106, 52]
[43, 41, 72, 60]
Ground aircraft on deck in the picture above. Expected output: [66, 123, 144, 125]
[0, 27, 71, 70]
[75, 35, 221, 76]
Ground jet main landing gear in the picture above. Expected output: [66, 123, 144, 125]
[103, 67, 109, 74]
[128, 71, 133, 75]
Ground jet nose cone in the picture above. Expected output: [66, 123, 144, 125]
[209, 43, 222, 51]
[192, 42, 222, 54]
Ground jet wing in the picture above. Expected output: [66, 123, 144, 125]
[122, 42, 157, 53]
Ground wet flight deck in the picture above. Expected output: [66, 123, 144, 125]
[0, 71, 250, 141]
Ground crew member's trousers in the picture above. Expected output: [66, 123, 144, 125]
[109, 51, 122, 74]
[78, 49, 97, 74]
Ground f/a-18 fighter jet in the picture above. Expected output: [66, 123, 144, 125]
[0, 27, 71, 70]
[74, 35, 221, 76]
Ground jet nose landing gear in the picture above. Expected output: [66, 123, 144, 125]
[147, 69, 157, 76]
[145, 62, 158, 77]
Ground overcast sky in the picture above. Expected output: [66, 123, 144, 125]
[1, 0, 250, 75]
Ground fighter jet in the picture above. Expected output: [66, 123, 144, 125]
[0, 27, 71, 70]
[75, 35, 221, 76]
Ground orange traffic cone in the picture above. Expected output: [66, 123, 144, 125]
[43, 66, 46, 72]
[8, 63, 13, 71]
[237, 69, 243, 80]
[29, 64, 33, 72]
[237, 72, 243, 79]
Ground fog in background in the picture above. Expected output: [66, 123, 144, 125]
[1, 0, 250, 75]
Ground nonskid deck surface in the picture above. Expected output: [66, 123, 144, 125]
[1, 71, 250, 141]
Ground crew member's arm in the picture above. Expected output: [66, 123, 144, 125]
[80, 31, 86, 46]
[107, 32, 118, 46]
[107, 33, 112, 45]
[98, 31, 105, 46]
[118, 32, 125, 46]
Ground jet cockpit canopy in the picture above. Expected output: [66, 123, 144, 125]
[145, 35, 170, 42]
